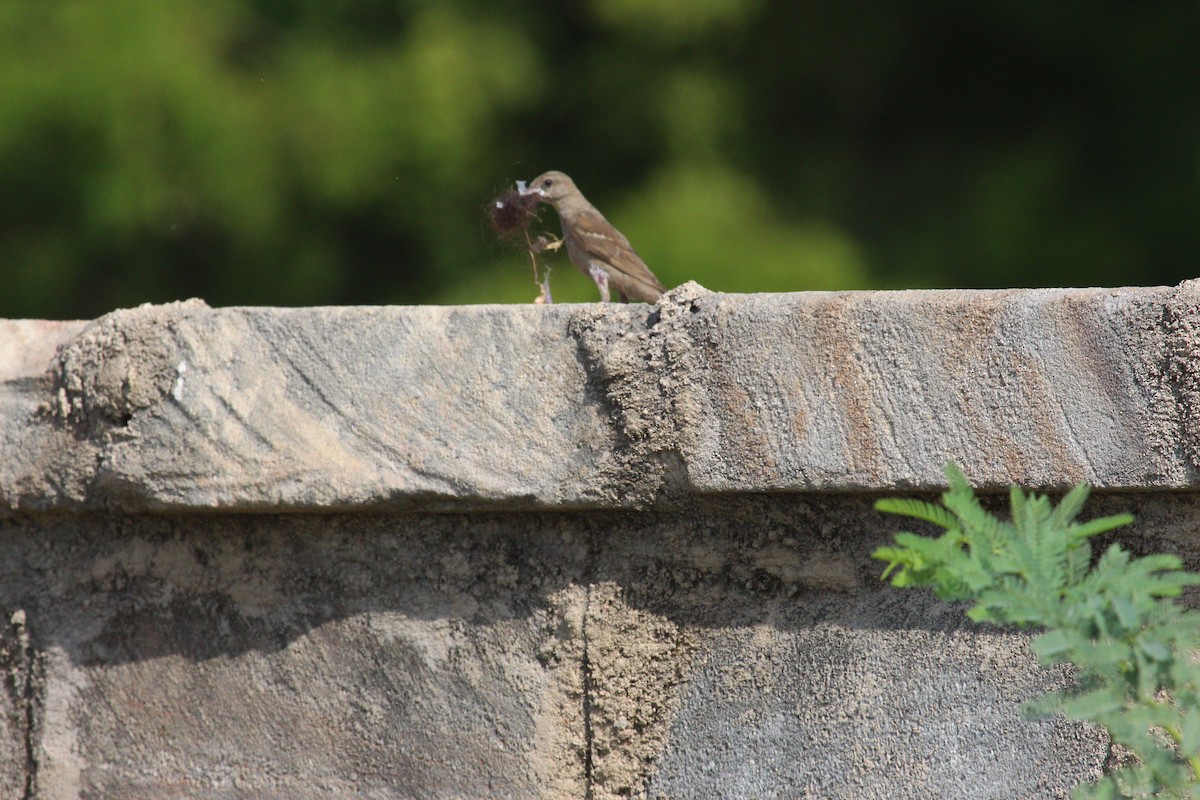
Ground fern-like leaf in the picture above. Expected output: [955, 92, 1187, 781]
[1052, 482, 1092, 529]
[1070, 513, 1136, 543]
[873, 497, 958, 530]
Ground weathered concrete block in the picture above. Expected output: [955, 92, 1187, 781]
[4, 282, 1200, 513]
[2, 284, 1198, 798]
[2, 499, 1146, 798]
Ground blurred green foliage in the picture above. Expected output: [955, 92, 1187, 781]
[1, 1, 1198, 318]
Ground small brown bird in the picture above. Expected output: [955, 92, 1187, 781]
[522, 171, 666, 303]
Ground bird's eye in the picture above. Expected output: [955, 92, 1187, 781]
[542, 179, 553, 187]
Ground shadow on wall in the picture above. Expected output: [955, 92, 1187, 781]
[3, 496, 975, 670]
[2, 493, 1188, 667]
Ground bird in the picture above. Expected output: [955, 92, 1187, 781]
[522, 171, 666, 303]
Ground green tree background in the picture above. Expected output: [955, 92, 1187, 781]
[2, 1, 1197, 318]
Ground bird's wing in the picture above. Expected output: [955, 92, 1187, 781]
[570, 207, 666, 294]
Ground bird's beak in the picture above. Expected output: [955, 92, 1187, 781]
[517, 180, 544, 198]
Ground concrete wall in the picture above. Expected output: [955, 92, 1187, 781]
[3, 282, 1199, 798]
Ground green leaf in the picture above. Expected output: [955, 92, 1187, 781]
[1023, 691, 1066, 721]
[1052, 482, 1091, 528]
[1180, 707, 1200, 757]
[1136, 639, 1170, 663]
[943, 462, 971, 494]
[1063, 688, 1124, 719]
[1070, 514, 1135, 542]
[1111, 596, 1139, 631]
[1031, 628, 1079, 661]
[874, 497, 959, 529]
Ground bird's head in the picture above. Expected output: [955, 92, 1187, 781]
[522, 171, 577, 205]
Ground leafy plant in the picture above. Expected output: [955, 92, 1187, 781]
[874, 463, 1200, 799]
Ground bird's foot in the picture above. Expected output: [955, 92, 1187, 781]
[530, 235, 563, 254]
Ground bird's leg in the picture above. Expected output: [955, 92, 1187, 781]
[588, 263, 612, 302]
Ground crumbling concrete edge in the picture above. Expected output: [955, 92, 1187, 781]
[564, 282, 713, 506]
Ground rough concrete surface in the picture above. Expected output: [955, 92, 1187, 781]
[4, 282, 1200, 512]
[7, 494, 1182, 799]
[3, 285, 1200, 798]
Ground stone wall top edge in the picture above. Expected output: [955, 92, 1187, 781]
[2, 281, 1198, 512]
